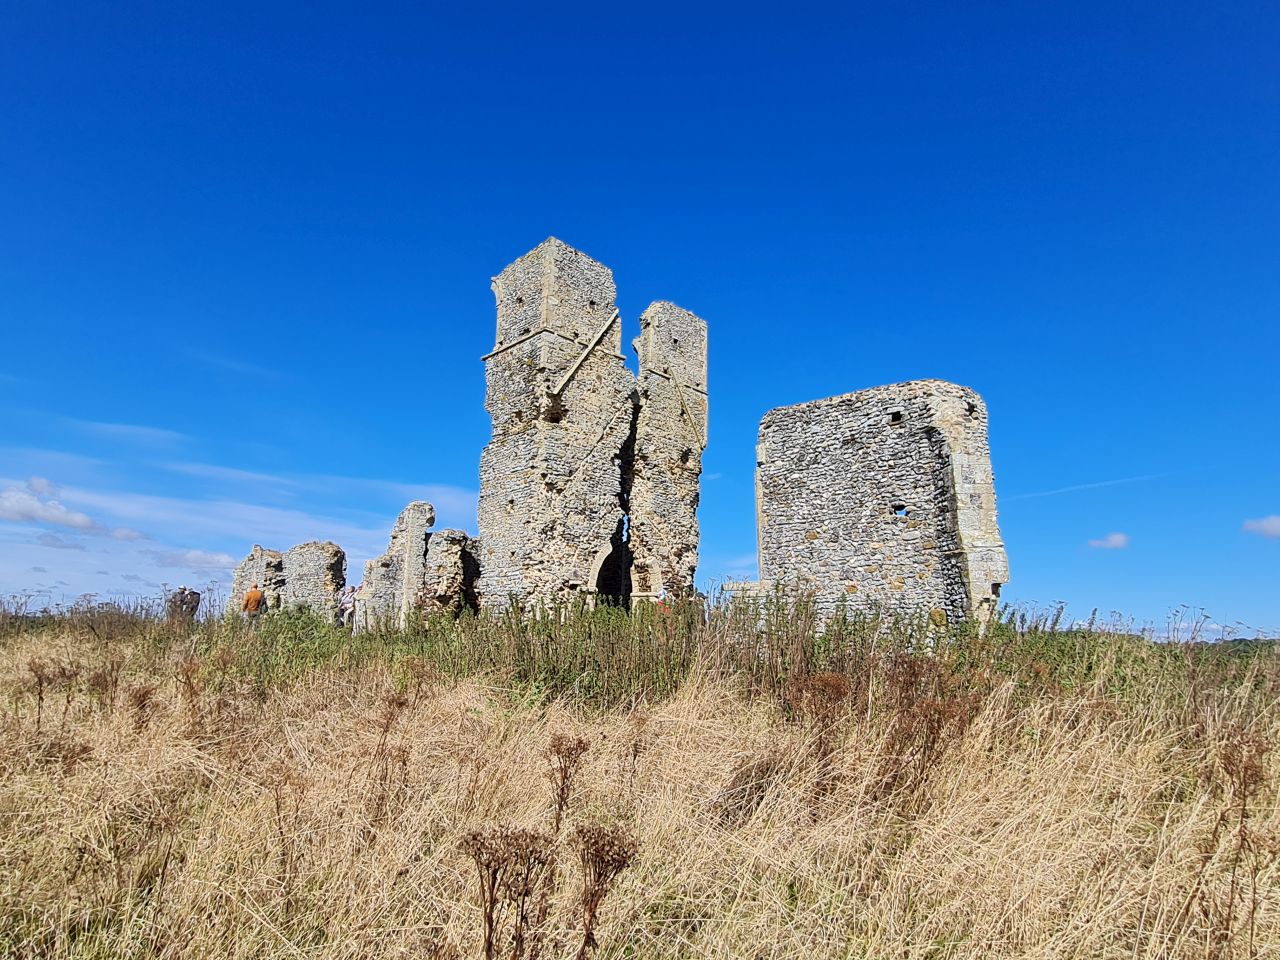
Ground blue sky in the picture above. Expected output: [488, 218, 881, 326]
[1, 1, 1276, 633]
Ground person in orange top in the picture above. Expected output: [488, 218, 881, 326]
[242, 583, 266, 617]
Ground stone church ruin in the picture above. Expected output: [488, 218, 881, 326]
[752, 380, 1008, 623]
[227, 238, 1006, 625]
[476, 238, 708, 608]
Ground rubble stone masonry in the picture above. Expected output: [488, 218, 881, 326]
[358, 501, 435, 628]
[629, 301, 708, 598]
[755, 379, 1007, 623]
[222, 240, 1012, 628]
[280, 541, 346, 621]
[228, 544, 285, 613]
[476, 238, 641, 607]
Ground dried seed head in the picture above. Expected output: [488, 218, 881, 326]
[573, 822, 639, 878]
[548, 732, 590, 765]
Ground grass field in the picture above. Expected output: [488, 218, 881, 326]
[1, 597, 1276, 959]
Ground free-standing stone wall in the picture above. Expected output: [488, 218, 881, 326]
[358, 500, 435, 628]
[418, 529, 481, 615]
[280, 540, 346, 622]
[755, 379, 1007, 623]
[629, 301, 708, 599]
[227, 544, 285, 613]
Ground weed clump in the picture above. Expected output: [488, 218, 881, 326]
[572, 822, 639, 959]
[460, 825, 558, 960]
[547, 732, 590, 834]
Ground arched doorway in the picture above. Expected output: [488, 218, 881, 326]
[589, 518, 632, 608]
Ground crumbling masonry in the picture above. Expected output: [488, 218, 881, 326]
[228, 540, 346, 620]
[227, 238, 1008, 626]
[753, 379, 1008, 622]
[356, 501, 479, 628]
[475, 238, 708, 608]
[229, 544, 285, 611]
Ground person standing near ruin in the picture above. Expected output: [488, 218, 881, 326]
[166, 587, 185, 622]
[338, 584, 357, 629]
[242, 583, 266, 620]
[168, 585, 198, 624]
[182, 587, 201, 621]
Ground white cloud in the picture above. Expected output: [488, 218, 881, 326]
[143, 548, 237, 571]
[27, 476, 57, 496]
[2, 462, 478, 599]
[1088, 532, 1130, 550]
[1008, 472, 1174, 502]
[157, 463, 478, 530]
[0, 479, 152, 544]
[0, 483, 98, 530]
[1243, 515, 1280, 540]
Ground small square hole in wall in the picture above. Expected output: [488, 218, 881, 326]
[966, 402, 979, 419]
[890, 411, 903, 425]
[892, 503, 908, 517]
[991, 583, 1001, 597]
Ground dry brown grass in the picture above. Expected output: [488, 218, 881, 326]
[0, 613, 1277, 959]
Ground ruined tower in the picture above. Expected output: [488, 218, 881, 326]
[754, 379, 1007, 623]
[475, 239, 708, 608]
[629, 301, 708, 599]
[476, 239, 640, 607]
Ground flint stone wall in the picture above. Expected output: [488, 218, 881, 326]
[359, 501, 436, 628]
[227, 544, 285, 613]
[629, 301, 708, 598]
[476, 238, 639, 607]
[418, 529, 481, 615]
[280, 540, 346, 621]
[755, 379, 1007, 623]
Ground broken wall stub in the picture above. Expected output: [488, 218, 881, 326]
[755, 379, 1007, 623]
[418, 529, 481, 616]
[476, 238, 639, 608]
[629, 301, 708, 598]
[228, 544, 285, 613]
[358, 500, 436, 629]
[280, 540, 346, 621]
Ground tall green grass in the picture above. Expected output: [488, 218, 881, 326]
[3, 593, 1273, 717]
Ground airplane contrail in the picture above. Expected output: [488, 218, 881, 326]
[1005, 471, 1177, 502]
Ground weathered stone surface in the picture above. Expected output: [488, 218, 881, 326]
[227, 544, 284, 613]
[476, 238, 640, 608]
[417, 529, 480, 615]
[281, 540, 346, 621]
[629, 301, 708, 598]
[754, 379, 1008, 623]
[357, 501, 435, 629]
